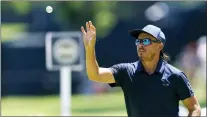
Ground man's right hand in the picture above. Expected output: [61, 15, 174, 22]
[81, 21, 116, 84]
[81, 21, 96, 50]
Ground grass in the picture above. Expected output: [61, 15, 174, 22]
[1, 70, 206, 116]
[2, 90, 206, 116]
[1, 92, 127, 116]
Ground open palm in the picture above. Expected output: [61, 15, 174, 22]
[81, 21, 96, 48]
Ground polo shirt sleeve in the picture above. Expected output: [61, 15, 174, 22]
[108, 63, 128, 87]
[175, 72, 194, 100]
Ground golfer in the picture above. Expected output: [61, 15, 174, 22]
[81, 21, 201, 117]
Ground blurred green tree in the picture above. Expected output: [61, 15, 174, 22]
[55, 1, 137, 38]
[1, 1, 139, 38]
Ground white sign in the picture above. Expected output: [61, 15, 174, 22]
[53, 38, 79, 65]
[45, 32, 84, 71]
[45, 32, 84, 116]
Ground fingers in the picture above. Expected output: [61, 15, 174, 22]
[81, 26, 86, 34]
[86, 22, 90, 32]
[89, 21, 96, 31]
[82, 21, 95, 33]
[89, 21, 92, 26]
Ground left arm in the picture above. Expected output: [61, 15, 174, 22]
[175, 72, 201, 117]
[182, 96, 201, 117]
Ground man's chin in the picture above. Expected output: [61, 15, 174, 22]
[138, 53, 145, 57]
[138, 54, 148, 60]
[138, 55, 144, 59]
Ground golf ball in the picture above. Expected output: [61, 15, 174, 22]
[46, 6, 53, 13]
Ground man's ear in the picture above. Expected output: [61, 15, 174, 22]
[159, 43, 164, 50]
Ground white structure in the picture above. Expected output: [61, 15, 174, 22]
[201, 107, 206, 116]
[45, 32, 84, 116]
[179, 105, 206, 116]
[179, 105, 188, 116]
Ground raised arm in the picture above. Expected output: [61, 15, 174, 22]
[81, 21, 115, 83]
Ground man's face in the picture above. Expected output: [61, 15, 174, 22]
[136, 33, 163, 61]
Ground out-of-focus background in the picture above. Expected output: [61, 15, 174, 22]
[1, 1, 206, 116]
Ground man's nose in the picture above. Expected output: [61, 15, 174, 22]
[138, 43, 144, 48]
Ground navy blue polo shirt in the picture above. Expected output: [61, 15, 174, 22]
[109, 59, 194, 117]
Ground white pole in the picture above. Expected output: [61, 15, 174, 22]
[60, 66, 72, 116]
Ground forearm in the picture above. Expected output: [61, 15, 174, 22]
[85, 48, 100, 79]
[188, 109, 201, 117]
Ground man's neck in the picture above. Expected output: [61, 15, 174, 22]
[141, 55, 160, 74]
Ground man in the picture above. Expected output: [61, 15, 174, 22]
[81, 21, 201, 117]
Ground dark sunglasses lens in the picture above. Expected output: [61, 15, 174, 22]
[135, 40, 140, 45]
[142, 39, 151, 45]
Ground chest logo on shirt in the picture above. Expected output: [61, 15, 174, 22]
[161, 79, 170, 87]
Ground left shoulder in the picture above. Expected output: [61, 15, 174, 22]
[164, 62, 184, 75]
[163, 62, 189, 82]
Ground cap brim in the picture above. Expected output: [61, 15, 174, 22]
[129, 29, 146, 38]
[129, 29, 156, 39]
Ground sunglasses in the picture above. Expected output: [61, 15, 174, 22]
[135, 38, 161, 46]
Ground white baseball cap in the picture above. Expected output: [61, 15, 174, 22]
[129, 24, 166, 44]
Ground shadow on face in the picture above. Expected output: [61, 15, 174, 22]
[136, 32, 163, 61]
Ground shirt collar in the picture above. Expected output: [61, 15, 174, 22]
[137, 58, 165, 73]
